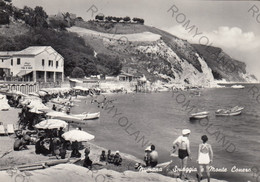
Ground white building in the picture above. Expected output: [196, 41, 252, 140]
[0, 46, 64, 82]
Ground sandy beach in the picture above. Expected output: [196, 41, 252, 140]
[0, 100, 230, 182]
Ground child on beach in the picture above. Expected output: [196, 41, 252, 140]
[197, 135, 213, 182]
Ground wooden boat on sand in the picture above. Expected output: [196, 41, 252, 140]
[73, 112, 100, 120]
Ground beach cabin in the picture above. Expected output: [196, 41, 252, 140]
[0, 51, 17, 80]
[0, 46, 64, 83]
[117, 72, 134, 82]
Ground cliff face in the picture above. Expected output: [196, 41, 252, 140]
[68, 21, 257, 86]
[69, 25, 215, 87]
[192, 44, 257, 82]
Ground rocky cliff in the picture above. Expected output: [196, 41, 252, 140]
[68, 21, 257, 86]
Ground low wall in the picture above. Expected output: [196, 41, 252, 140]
[0, 82, 39, 94]
[99, 80, 137, 91]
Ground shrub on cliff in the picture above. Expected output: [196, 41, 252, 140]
[0, 10, 9, 25]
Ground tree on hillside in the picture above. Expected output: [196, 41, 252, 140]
[0, 1, 6, 6]
[96, 54, 122, 76]
[76, 17, 83, 21]
[23, 6, 48, 28]
[105, 16, 112, 22]
[33, 6, 48, 27]
[111, 16, 117, 22]
[13, 8, 24, 20]
[84, 62, 98, 76]
[95, 14, 104, 21]
[132, 17, 144, 24]
[139, 18, 144, 24]
[123, 16, 130, 22]
[0, 10, 10, 25]
[71, 67, 85, 78]
[115, 17, 122, 22]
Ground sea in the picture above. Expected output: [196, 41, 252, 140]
[71, 83, 260, 182]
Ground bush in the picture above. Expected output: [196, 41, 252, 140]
[95, 14, 104, 21]
[0, 11, 9, 25]
[123, 16, 130, 22]
[70, 67, 85, 78]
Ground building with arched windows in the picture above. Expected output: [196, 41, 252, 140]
[0, 46, 64, 83]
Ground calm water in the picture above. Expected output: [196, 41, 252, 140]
[71, 84, 260, 182]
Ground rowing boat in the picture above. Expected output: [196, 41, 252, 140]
[215, 110, 242, 116]
[74, 112, 100, 120]
[190, 111, 209, 120]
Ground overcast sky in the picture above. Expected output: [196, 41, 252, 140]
[12, 0, 260, 80]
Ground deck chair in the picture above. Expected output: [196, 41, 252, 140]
[0, 125, 6, 135]
[7, 124, 15, 134]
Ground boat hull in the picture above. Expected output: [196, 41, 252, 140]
[74, 112, 100, 120]
[190, 115, 208, 120]
[215, 111, 242, 116]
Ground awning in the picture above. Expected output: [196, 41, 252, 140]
[16, 70, 32, 77]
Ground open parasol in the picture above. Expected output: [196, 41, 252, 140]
[62, 130, 95, 142]
[35, 119, 68, 129]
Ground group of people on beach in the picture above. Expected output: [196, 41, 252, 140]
[172, 129, 213, 181]
[99, 150, 123, 166]
[138, 129, 213, 182]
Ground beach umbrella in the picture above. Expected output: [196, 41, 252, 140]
[28, 92, 40, 97]
[38, 90, 48, 96]
[8, 90, 27, 96]
[35, 119, 68, 129]
[29, 107, 43, 114]
[62, 130, 95, 142]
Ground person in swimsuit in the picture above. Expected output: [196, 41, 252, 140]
[197, 135, 213, 182]
[172, 129, 192, 179]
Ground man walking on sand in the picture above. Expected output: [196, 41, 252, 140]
[172, 129, 192, 179]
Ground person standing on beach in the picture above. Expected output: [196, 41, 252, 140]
[197, 135, 213, 182]
[172, 129, 192, 179]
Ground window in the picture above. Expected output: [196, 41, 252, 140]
[1, 59, 3, 62]
[11, 59, 13, 66]
[42, 59, 45, 66]
[56, 61, 58, 68]
[17, 58, 21, 65]
[48, 60, 53, 67]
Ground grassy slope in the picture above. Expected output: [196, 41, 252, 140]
[75, 21, 203, 73]
[74, 20, 256, 82]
